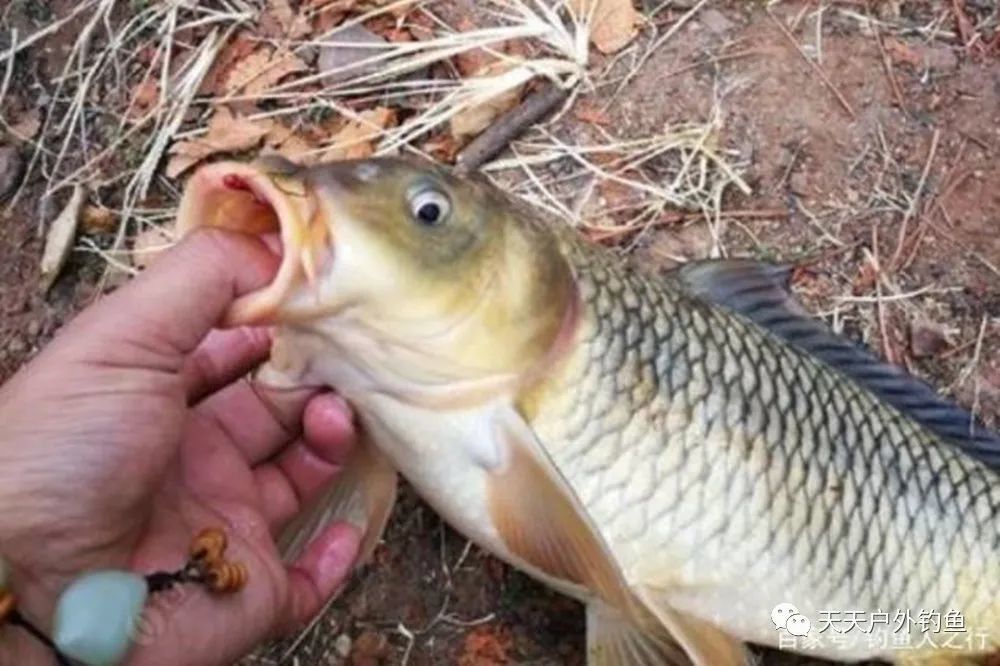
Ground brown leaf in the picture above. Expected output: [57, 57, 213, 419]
[568, 0, 640, 54]
[201, 31, 259, 96]
[272, 135, 318, 162]
[128, 79, 160, 119]
[318, 107, 397, 161]
[81, 205, 116, 234]
[884, 38, 922, 67]
[131, 225, 175, 270]
[40, 186, 86, 293]
[449, 61, 524, 141]
[422, 133, 461, 162]
[223, 46, 309, 97]
[454, 17, 499, 77]
[260, 0, 313, 39]
[166, 108, 271, 178]
[8, 109, 41, 143]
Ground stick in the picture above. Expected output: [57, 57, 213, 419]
[871, 21, 907, 113]
[455, 82, 568, 174]
[586, 208, 788, 242]
[767, 10, 857, 119]
[889, 128, 939, 271]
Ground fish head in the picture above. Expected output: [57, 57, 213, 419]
[177, 157, 578, 402]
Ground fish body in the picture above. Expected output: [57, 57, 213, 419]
[177, 157, 1000, 665]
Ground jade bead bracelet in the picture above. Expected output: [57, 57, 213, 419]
[0, 528, 247, 666]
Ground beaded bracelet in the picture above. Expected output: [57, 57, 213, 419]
[0, 528, 248, 666]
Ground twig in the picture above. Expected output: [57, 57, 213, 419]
[871, 20, 907, 113]
[889, 128, 939, 271]
[586, 208, 788, 242]
[767, 9, 856, 119]
[455, 81, 569, 174]
[0, 1, 98, 67]
[869, 227, 898, 365]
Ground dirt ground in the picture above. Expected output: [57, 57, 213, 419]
[2, 1, 1000, 665]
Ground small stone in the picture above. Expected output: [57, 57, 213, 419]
[701, 9, 735, 34]
[53, 570, 148, 666]
[334, 633, 352, 658]
[26, 320, 41, 338]
[910, 319, 954, 358]
[789, 172, 809, 194]
[319, 25, 388, 86]
[0, 145, 23, 202]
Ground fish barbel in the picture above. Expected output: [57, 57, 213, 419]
[177, 157, 1000, 665]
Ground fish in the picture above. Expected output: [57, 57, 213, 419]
[176, 156, 1000, 665]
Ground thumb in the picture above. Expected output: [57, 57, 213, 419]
[60, 229, 279, 369]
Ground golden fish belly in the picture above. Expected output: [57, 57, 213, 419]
[526, 246, 1000, 661]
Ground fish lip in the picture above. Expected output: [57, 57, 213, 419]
[176, 160, 319, 327]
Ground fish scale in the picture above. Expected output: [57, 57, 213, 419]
[180, 157, 1000, 663]
[528, 239, 1000, 656]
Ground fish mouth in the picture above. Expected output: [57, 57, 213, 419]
[176, 160, 329, 327]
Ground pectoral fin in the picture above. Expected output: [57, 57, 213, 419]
[636, 588, 752, 666]
[278, 434, 397, 565]
[587, 602, 691, 665]
[486, 412, 634, 611]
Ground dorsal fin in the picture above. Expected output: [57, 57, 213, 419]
[672, 259, 1000, 469]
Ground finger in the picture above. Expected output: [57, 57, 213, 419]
[181, 326, 273, 402]
[283, 522, 361, 631]
[63, 229, 280, 368]
[253, 394, 358, 529]
[194, 380, 315, 464]
[302, 394, 356, 466]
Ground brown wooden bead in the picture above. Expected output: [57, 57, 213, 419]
[205, 561, 248, 594]
[190, 528, 228, 564]
[0, 591, 16, 624]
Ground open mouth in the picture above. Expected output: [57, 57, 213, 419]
[176, 160, 327, 326]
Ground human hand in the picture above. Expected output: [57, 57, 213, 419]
[0, 229, 360, 665]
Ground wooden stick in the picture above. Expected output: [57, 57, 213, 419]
[586, 208, 789, 242]
[455, 82, 569, 174]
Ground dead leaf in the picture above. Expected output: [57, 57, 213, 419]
[272, 134, 318, 162]
[81, 205, 116, 234]
[884, 38, 922, 67]
[569, 0, 640, 54]
[40, 186, 86, 293]
[318, 107, 396, 160]
[8, 109, 41, 143]
[223, 46, 308, 97]
[131, 225, 176, 270]
[260, 0, 313, 39]
[166, 107, 271, 178]
[454, 17, 499, 76]
[201, 31, 259, 95]
[129, 79, 160, 119]
[422, 133, 461, 162]
[449, 61, 524, 141]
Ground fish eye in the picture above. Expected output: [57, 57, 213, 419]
[408, 188, 451, 226]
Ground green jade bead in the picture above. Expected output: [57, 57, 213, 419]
[53, 570, 148, 666]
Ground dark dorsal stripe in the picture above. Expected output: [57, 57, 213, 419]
[673, 259, 1000, 471]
